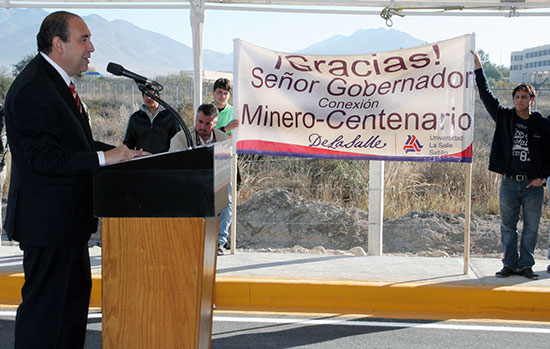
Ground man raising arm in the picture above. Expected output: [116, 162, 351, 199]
[471, 50, 550, 280]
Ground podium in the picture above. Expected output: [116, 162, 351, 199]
[93, 141, 231, 349]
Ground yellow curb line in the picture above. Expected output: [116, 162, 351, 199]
[90, 274, 102, 308]
[213, 276, 550, 322]
[0, 272, 24, 305]
[3, 273, 550, 321]
[0, 273, 102, 308]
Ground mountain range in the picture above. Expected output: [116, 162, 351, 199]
[0, 8, 426, 77]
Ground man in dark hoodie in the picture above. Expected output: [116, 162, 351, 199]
[123, 85, 180, 154]
[472, 51, 550, 280]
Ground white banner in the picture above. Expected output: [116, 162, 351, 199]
[234, 35, 475, 162]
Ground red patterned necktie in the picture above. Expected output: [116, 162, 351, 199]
[69, 81, 83, 115]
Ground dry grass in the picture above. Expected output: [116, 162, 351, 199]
[382, 144, 503, 217]
[237, 146, 508, 219]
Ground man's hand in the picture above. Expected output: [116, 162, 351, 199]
[526, 178, 545, 188]
[471, 50, 482, 70]
[225, 119, 239, 132]
[104, 145, 150, 165]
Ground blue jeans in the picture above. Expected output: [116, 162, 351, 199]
[499, 176, 543, 270]
[218, 183, 232, 247]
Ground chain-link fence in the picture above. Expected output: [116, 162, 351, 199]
[75, 74, 226, 107]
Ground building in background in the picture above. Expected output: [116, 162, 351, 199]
[510, 44, 550, 86]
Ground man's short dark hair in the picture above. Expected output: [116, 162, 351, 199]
[512, 84, 536, 99]
[213, 78, 232, 93]
[197, 103, 219, 118]
[37, 11, 78, 54]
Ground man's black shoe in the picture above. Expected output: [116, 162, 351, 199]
[547, 264, 550, 273]
[217, 247, 224, 256]
[495, 266, 516, 278]
[520, 268, 539, 280]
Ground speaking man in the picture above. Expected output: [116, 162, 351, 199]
[4, 11, 145, 348]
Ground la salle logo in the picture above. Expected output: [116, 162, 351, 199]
[403, 135, 423, 153]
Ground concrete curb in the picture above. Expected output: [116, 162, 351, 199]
[214, 277, 550, 321]
[0, 272, 23, 306]
[2, 272, 549, 321]
[0, 272, 103, 308]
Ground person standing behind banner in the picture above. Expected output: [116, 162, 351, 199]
[123, 84, 180, 154]
[213, 78, 239, 135]
[169, 103, 230, 255]
[472, 50, 550, 280]
[4, 11, 145, 348]
[212, 78, 240, 253]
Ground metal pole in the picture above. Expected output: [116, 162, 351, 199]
[464, 162, 473, 274]
[230, 153, 238, 254]
[190, 0, 205, 111]
[368, 160, 384, 256]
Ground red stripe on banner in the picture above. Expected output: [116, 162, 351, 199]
[238, 139, 473, 161]
[442, 143, 473, 159]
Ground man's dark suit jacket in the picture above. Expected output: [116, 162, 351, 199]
[4, 54, 113, 248]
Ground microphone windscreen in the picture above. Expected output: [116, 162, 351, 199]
[106, 62, 124, 76]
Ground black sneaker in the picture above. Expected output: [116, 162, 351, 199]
[495, 266, 516, 278]
[547, 264, 550, 274]
[217, 247, 224, 256]
[519, 268, 539, 280]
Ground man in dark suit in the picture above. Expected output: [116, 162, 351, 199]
[4, 11, 145, 348]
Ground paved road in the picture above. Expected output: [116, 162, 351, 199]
[212, 313, 550, 348]
[2, 309, 550, 348]
[0, 309, 102, 348]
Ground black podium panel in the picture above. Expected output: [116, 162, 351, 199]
[93, 142, 231, 218]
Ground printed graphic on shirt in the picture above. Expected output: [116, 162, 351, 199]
[508, 115, 535, 176]
[512, 121, 530, 162]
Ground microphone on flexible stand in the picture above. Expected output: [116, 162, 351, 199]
[106, 62, 163, 93]
[106, 62, 193, 149]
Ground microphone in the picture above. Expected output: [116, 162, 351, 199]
[106, 62, 156, 86]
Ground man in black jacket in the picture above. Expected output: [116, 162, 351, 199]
[5, 11, 145, 348]
[123, 85, 180, 154]
[472, 51, 550, 280]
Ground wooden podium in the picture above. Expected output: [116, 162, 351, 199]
[93, 141, 231, 349]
